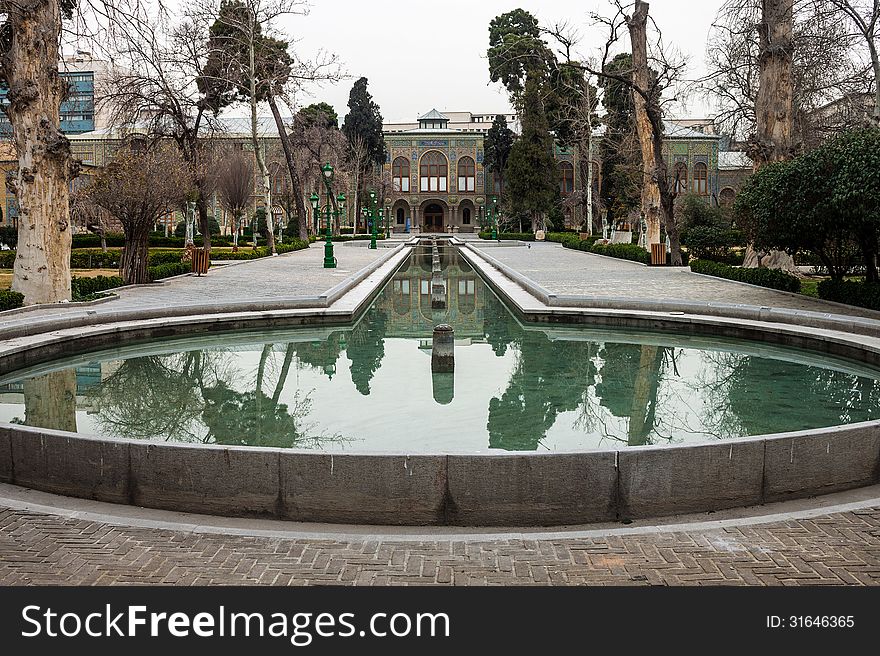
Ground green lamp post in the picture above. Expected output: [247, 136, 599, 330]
[384, 200, 391, 235]
[489, 194, 499, 240]
[366, 189, 379, 250]
[310, 163, 345, 269]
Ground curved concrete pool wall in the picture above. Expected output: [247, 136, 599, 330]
[0, 239, 879, 527]
[0, 421, 878, 526]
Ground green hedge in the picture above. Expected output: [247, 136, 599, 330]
[210, 239, 310, 261]
[690, 259, 801, 293]
[478, 231, 535, 241]
[71, 275, 124, 301]
[148, 262, 191, 281]
[147, 250, 184, 265]
[0, 290, 24, 311]
[591, 242, 652, 264]
[817, 280, 880, 311]
[0, 251, 15, 268]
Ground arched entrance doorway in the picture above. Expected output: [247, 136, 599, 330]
[423, 203, 445, 233]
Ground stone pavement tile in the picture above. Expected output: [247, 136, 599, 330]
[474, 242, 874, 317]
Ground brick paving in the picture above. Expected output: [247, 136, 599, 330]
[0, 505, 878, 585]
[474, 242, 875, 317]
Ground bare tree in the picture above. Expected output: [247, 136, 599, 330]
[85, 143, 190, 284]
[571, 1, 687, 263]
[217, 152, 255, 252]
[823, 0, 880, 125]
[706, 0, 873, 144]
[70, 188, 114, 252]
[0, 1, 156, 305]
[102, 14, 229, 253]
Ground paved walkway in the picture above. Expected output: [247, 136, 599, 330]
[0, 242, 389, 328]
[474, 242, 874, 317]
[1, 493, 878, 585]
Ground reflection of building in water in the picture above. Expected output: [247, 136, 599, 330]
[0, 361, 122, 412]
[373, 249, 486, 345]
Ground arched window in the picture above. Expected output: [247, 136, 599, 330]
[692, 162, 708, 196]
[719, 187, 736, 207]
[673, 162, 688, 194]
[396, 207, 405, 225]
[420, 151, 448, 192]
[392, 157, 410, 193]
[559, 161, 574, 195]
[462, 207, 471, 225]
[457, 157, 476, 192]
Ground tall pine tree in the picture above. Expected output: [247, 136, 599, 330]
[505, 77, 558, 232]
[483, 115, 515, 199]
[341, 77, 387, 229]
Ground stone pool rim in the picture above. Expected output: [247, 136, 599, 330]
[0, 240, 879, 526]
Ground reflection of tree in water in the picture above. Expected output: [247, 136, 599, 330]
[87, 344, 347, 448]
[699, 353, 880, 437]
[88, 353, 219, 442]
[487, 333, 598, 451]
[483, 291, 519, 357]
[292, 333, 344, 379]
[17, 370, 78, 432]
[595, 344, 667, 446]
[346, 306, 388, 395]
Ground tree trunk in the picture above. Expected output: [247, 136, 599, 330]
[23, 370, 78, 433]
[628, 345, 663, 446]
[744, 0, 800, 274]
[6, 1, 73, 305]
[248, 33, 275, 255]
[628, 1, 662, 248]
[197, 193, 211, 252]
[232, 212, 240, 252]
[867, 33, 880, 126]
[268, 96, 310, 242]
[120, 228, 151, 285]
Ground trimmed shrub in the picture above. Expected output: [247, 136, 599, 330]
[817, 280, 880, 311]
[0, 251, 15, 269]
[690, 259, 801, 293]
[147, 250, 184, 265]
[148, 262, 191, 281]
[0, 290, 24, 311]
[70, 249, 122, 269]
[478, 231, 535, 241]
[0, 225, 18, 249]
[71, 275, 124, 301]
[209, 239, 310, 260]
[591, 242, 651, 264]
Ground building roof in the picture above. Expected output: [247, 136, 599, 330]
[718, 151, 753, 170]
[664, 124, 720, 140]
[68, 115, 290, 141]
[418, 109, 449, 121]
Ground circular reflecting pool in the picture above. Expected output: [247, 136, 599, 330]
[2, 247, 879, 453]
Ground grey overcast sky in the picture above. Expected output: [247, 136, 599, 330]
[285, 0, 726, 122]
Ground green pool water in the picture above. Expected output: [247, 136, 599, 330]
[2, 247, 879, 453]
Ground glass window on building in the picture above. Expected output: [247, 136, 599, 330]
[674, 162, 688, 194]
[420, 151, 448, 193]
[693, 162, 708, 196]
[457, 157, 476, 192]
[462, 207, 471, 224]
[392, 157, 410, 192]
[559, 161, 574, 195]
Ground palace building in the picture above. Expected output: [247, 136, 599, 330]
[380, 109, 745, 234]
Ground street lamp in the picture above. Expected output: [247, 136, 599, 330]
[384, 200, 391, 235]
[364, 189, 379, 250]
[487, 195, 499, 240]
[310, 163, 345, 269]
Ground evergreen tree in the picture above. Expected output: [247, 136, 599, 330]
[483, 115, 515, 198]
[341, 77, 386, 168]
[341, 78, 387, 227]
[298, 102, 339, 130]
[487, 9, 551, 103]
[504, 77, 558, 232]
